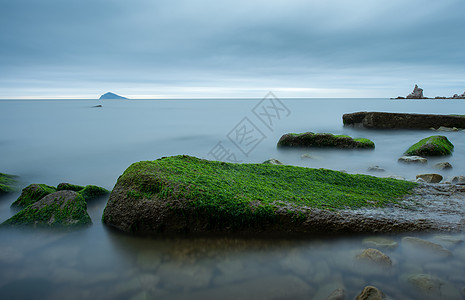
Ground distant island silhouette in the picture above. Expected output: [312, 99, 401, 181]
[99, 92, 128, 100]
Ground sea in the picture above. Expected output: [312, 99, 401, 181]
[1, 97, 465, 299]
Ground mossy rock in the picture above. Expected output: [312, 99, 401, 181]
[0, 172, 19, 195]
[11, 184, 57, 209]
[277, 132, 375, 149]
[2, 190, 92, 227]
[57, 182, 85, 192]
[102, 155, 416, 235]
[404, 135, 454, 156]
[78, 185, 109, 201]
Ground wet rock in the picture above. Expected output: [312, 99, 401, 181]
[362, 237, 398, 249]
[434, 126, 459, 132]
[262, 158, 283, 165]
[355, 286, 386, 300]
[433, 235, 464, 246]
[367, 166, 385, 173]
[385, 175, 406, 181]
[343, 111, 465, 130]
[416, 173, 443, 183]
[451, 176, 465, 184]
[433, 162, 452, 170]
[406, 84, 425, 99]
[277, 132, 375, 149]
[0, 172, 19, 195]
[11, 183, 57, 209]
[404, 135, 453, 157]
[2, 190, 92, 227]
[356, 248, 392, 268]
[326, 287, 346, 300]
[398, 156, 427, 164]
[402, 237, 451, 257]
[407, 274, 442, 295]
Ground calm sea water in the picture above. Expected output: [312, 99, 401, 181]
[1, 98, 465, 299]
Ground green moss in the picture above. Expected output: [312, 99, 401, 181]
[404, 135, 454, 156]
[77, 185, 110, 201]
[277, 132, 375, 149]
[11, 184, 57, 209]
[0, 173, 19, 194]
[2, 192, 91, 227]
[57, 183, 85, 192]
[113, 155, 416, 229]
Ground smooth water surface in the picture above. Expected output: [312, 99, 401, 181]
[1, 98, 465, 299]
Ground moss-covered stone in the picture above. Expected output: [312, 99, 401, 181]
[2, 190, 92, 227]
[404, 135, 454, 156]
[0, 172, 19, 195]
[277, 132, 375, 149]
[102, 155, 416, 234]
[57, 182, 85, 192]
[11, 184, 57, 209]
[78, 185, 109, 201]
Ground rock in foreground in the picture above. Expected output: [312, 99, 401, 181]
[404, 136, 453, 156]
[277, 132, 374, 149]
[102, 155, 423, 235]
[343, 112, 465, 129]
[2, 191, 92, 227]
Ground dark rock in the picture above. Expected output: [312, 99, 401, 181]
[355, 286, 386, 300]
[277, 132, 374, 149]
[398, 156, 427, 164]
[78, 185, 110, 201]
[99, 92, 128, 100]
[11, 184, 57, 209]
[405, 136, 453, 156]
[92, 105, 103, 108]
[343, 112, 465, 129]
[416, 174, 443, 183]
[262, 158, 283, 165]
[2, 190, 92, 227]
[406, 84, 425, 99]
[0, 172, 19, 195]
[433, 162, 452, 170]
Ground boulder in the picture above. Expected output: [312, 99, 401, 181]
[398, 156, 427, 164]
[102, 155, 421, 235]
[11, 184, 57, 209]
[356, 248, 392, 267]
[343, 112, 465, 129]
[2, 190, 92, 227]
[355, 286, 386, 300]
[433, 162, 452, 170]
[404, 135, 453, 156]
[262, 158, 283, 165]
[406, 84, 425, 99]
[0, 172, 19, 195]
[416, 174, 443, 183]
[277, 132, 374, 149]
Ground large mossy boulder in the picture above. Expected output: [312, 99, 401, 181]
[277, 132, 374, 149]
[2, 191, 92, 227]
[404, 136, 453, 156]
[102, 155, 417, 235]
[11, 184, 57, 209]
[0, 172, 19, 195]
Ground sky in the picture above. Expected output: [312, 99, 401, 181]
[1, 0, 464, 99]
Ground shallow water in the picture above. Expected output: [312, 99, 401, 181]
[1, 98, 465, 299]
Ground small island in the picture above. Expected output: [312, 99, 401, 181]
[99, 92, 128, 100]
[393, 84, 465, 99]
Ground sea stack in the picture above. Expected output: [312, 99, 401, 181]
[99, 92, 128, 100]
[406, 84, 425, 99]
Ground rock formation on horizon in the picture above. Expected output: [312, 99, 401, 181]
[406, 84, 425, 99]
[99, 92, 128, 100]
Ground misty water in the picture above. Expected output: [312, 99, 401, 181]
[1, 98, 465, 299]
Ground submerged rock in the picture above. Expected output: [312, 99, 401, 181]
[356, 248, 392, 268]
[404, 136, 453, 157]
[407, 274, 442, 295]
[277, 132, 374, 149]
[416, 174, 443, 184]
[11, 184, 57, 209]
[402, 237, 451, 257]
[343, 112, 465, 130]
[355, 286, 386, 300]
[398, 156, 427, 164]
[451, 176, 465, 184]
[433, 162, 452, 170]
[362, 237, 398, 249]
[2, 190, 92, 227]
[367, 166, 385, 173]
[0, 172, 19, 195]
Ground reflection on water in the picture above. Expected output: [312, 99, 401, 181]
[1, 224, 465, 299]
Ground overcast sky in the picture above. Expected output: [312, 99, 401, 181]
[1, 0, 464, 98]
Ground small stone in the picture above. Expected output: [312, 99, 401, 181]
[433, 162, 452, 170]
[402, 237, 452, 257]
[367, 166, 385, 172]
[362, 237, 398, 249]
[262, 158, 283, 165]
[326, 288, 346, 300]
[355, 286, 386, 300]
[451, 176, 465, 184]
[416, 173, 443, 183]
[357, 248, 392, 268]
[398, 156, 427, 164]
